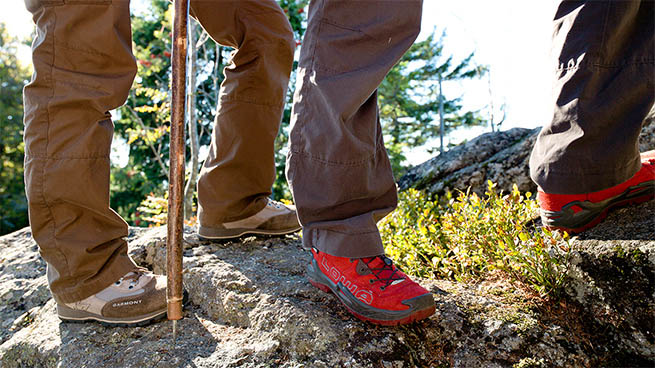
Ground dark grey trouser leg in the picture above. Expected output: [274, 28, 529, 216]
[530, 0, 655, 194]
[286, 0, 423, 258]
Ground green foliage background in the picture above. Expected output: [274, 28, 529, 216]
[0, 24, 30, 235]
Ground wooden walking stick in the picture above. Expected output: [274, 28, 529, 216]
[167, 0, 189, 342]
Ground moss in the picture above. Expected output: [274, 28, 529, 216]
[495, 308, 538, 334]
[612, 245, 648, 265]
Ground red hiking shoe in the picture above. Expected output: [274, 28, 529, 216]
[538, 151, 655, 233]
[307, 248, 435, 325]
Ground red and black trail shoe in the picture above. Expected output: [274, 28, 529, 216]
[307, 248, 436, 326]
[538, 150, 655, 233]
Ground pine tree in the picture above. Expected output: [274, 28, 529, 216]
[379, 31, 487, 176]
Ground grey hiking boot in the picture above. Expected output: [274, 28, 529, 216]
[198, 199, 301, 240]
[57, 269, 169, 327]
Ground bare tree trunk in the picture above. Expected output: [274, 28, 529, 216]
[488, 70, 495, 133]
[184, 20, 199, 219]
[438, 74, 445, 154]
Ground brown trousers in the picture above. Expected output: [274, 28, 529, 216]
[530, 0, 655, 194]
[286, 0, 423, 258]
[23, 0, 294, 302]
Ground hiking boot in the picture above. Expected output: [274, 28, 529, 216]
[198, 199, 301, 240]
[57, 268, 170, 327]
[307, 248, 435, 326]
[538, 151, 655, 233]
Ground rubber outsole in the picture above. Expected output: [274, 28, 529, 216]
[197, 225, 301, 241]
[543, 188, 654, 234]
[59, 310, 168, 328]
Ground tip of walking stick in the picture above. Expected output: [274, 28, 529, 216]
[172, 320, 178, 347]
[167, 299, 183, 348]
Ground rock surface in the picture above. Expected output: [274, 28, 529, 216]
[1, 199, 654, 367]
[399, 113, 655, 197]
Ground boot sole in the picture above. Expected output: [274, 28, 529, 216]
[197, 225, 301, 240]
[541, 180, 654, 233]
[58, 307, 167, 327]
[306, 259, 435, 326]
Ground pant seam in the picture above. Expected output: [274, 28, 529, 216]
[220, 96, 284, 109]
[54, 77, 102, 91]
[25, 155, 111, 160]
[599, 1, 611, 61]
[43, 6, 72, 280]
[310, 0, 326, 72]
[318, 228, 381, 236]
[293, 0, 324, 158]
[54, 40, 111, 58]
[289, 149, 376, 167]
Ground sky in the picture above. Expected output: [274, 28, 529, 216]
[1, 0, 558, 165]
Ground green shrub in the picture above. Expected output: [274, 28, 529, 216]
[380, 181, 571, 298]
[137, 193, 169, 227]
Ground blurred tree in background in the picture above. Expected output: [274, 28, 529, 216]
[0, 24, 30, 235]
[379, 31, 487, 178]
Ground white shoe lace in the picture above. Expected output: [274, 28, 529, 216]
[114, 269, 148, 290]
[266, 199, 285, 210]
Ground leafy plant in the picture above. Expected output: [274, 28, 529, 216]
[380, 182, 571, 297]
[137, 193, 169, 227]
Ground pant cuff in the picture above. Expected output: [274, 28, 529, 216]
[530, 155, 642, 194]
[52, 251, 138, 304]
[303, 227, 385, 258]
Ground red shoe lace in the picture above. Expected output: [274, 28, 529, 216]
[361, 256, 405, 290]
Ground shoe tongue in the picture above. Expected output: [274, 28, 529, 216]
[122, 270, 143, 283]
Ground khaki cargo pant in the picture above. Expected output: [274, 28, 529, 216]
[530, 0, 655, 194]
[23, 0, 294, 303]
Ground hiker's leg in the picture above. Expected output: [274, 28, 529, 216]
[530, 0, 655, 194]
[193, 0, 296, 225]
[287, 0, 423, 258]
[23, 0, 137, 303]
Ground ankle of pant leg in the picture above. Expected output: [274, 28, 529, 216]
[304, 227, 385, 259]
[51, 253, 138, 304]
[198, 196, 268, 227]
[530, 156, 642, 195]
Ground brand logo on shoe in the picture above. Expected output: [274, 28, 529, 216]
[112, 299, 142, 308]
[322, 257, 374, 305]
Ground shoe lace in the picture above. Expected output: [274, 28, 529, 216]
[114, 267, 149, 290]
[267, 199, 284, 210]
[361, 256, 404, 290]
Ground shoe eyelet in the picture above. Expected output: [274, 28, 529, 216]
[369, 279, 375, 284]
[114, 281, 121, 285]
[128, 285, 134, 289]
[380, 286, 386, 291]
